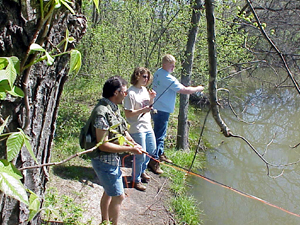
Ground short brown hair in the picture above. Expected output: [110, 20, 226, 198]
[130, 67, 153, 86]
[162, 54, 176, 64]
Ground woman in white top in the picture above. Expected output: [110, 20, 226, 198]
[124, 67, 157, 191]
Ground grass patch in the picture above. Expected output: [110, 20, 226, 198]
[42, 187, 92, 225]
[161, 148, 205, 224]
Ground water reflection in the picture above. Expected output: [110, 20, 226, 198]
[189, 88, 300, 225]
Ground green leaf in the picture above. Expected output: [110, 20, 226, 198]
[0, 170, 28, 205]
[118, 135, 125, 146]
[0, 159, 23, 179]
[43, 205, 60, 220]
[0, 91, 6, 100]
[68, 50, 81, 76]
[7, 86, 24, 98]
[6, 132, 24, 162]
[0, 70, 7, 81]
[30, 43, 45, 52]
[9, 56, 20, 75]
[54, 0, 61, 8]
[6, 58, 17, 89]
[0, 160, 28, 205]
[93, 0, 99, 12]
[0, 116, 9, 135]
[110, 123, 121, 130]
[65, 28, 69, 38]
[60, 0, 75, 14]
[0, 79, 10, 90]
[67, 37, 75, 43]
[22, 131, 38, 164]
[45, 52, 54, 65]
[0, 58, 8, 70]
[28, 190, 40, 221]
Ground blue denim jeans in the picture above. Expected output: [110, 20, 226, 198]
[130, 130, 156, 182]
[91, 157, 124, 196]
[152, 110, 170, 159]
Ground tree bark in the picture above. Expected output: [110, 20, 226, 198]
[177, 0, 203, 150]
[205, 0, 231, 137]
[0, 0, 87, 224]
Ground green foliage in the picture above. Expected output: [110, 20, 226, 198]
[0, 117, 40, 215]
[69, 49, 82, 77]
[0, 159, 28, 205]
[27, 41, 82, 76]
[171, 195, 202, 225]
[78, 0, 191, 78]
[58, 0, 75, 14]
[0, 57, 24, 99]
[78, 0, 253, 90]
[28, 190, 41, 221]
[6, 129, 38, 163]
[161, 149, 204, 224]
[29, 44, 54, 66]
[42, 187, 89, 225]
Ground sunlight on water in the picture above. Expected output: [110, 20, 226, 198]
[188, 88, 300, 225]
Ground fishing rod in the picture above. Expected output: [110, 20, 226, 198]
[139, 80, 175, 118]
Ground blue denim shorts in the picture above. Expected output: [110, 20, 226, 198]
[91, 157, 124, 196]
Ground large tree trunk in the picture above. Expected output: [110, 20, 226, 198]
[0, 0, 87, 224]
[177, 0, 203, 150]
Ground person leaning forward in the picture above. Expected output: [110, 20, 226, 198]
[150, 54, 205, 172]
[88, 76, 144, 225]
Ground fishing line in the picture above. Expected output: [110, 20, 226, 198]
[145, 153, 300, 219]
[188, 107, 211, 172]
[139, 80, 175, 118]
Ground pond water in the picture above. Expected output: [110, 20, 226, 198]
[188, 87, 300, 225]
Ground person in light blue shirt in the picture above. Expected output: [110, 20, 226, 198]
[150, 54, 204, 172]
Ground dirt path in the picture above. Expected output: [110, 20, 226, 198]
[119, 168, 174, 225]
[48, 156, 174, 225]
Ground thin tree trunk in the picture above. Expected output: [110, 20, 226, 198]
[205, 0, 231, 137]
[177, 0, 203, 150]
[0, 1, 87, 224]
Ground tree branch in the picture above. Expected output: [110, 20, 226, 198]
[246, 0, 300, 95]
[19, 145, 98, 171]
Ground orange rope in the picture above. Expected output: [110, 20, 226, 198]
[145, 152, 300, 218]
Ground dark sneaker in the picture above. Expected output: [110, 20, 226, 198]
[148, 159, 164, 174]
[159, 153, 172, 163]
[141, 172, 150, 183]
[134, 182, 146, 191]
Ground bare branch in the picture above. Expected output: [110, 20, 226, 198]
[246, 0, 300, 95]
[19, 145, 98, 171]
[231, 133, 300, 177]
[290, 142, 300, 148]
[217, 88, 255, 124]
[262, 132, 277, 156]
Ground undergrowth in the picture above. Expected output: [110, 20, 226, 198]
[162, 149, 205, 224]
[42, 187, 90, 225]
